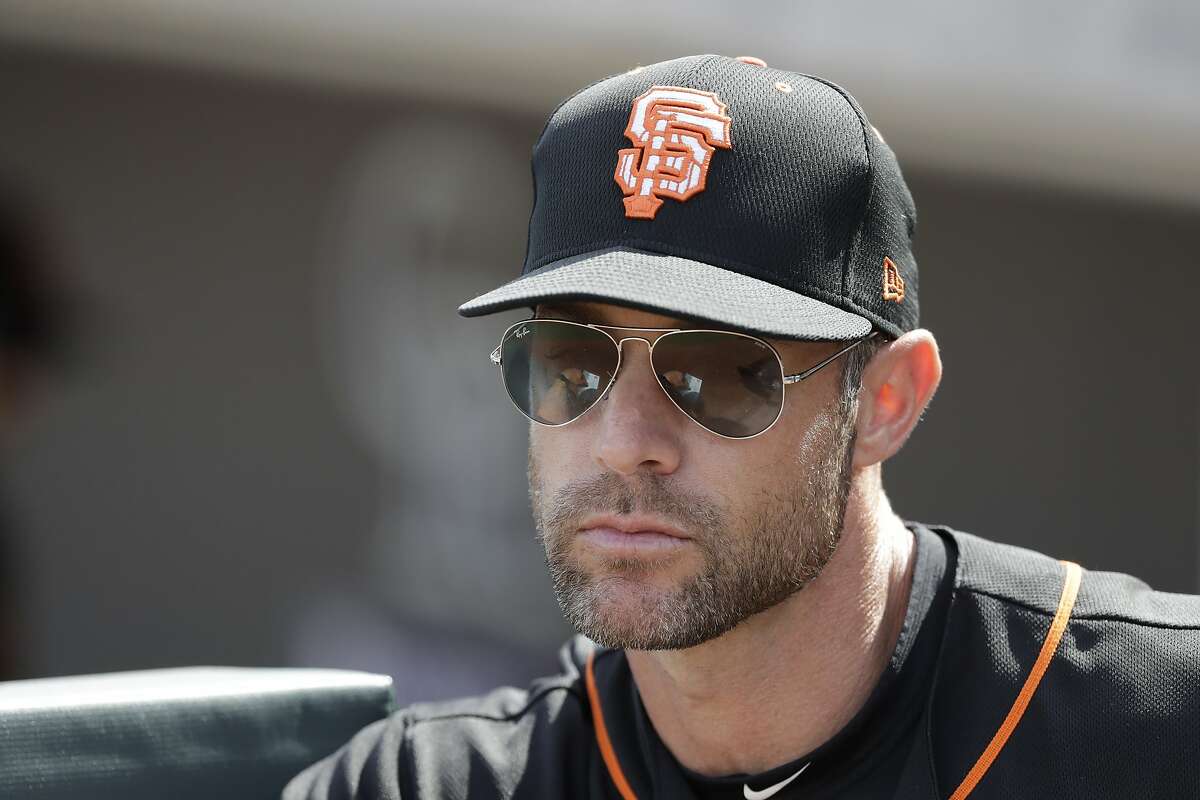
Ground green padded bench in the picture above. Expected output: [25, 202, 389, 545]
[0, 667, 395, 799]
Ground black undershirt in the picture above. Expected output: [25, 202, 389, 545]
[636, 523, 955, 799]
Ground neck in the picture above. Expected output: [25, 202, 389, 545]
[625, 468, 916, 776]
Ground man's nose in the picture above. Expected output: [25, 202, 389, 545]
[592, 340, 684, 477]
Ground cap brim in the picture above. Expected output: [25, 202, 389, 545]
[458, 247, 872, 341]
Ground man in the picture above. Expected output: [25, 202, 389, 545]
[286, 55, 1199, 799]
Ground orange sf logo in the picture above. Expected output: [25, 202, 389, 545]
[614, 86, 732, 220]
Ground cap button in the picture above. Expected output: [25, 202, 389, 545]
[734, 56, 768, 67]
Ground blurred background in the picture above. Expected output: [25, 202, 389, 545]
[0, 2, 1196, 699]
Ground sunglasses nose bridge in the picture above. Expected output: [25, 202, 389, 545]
[599, 335, 671, 404]
[612, 335, 654, 353]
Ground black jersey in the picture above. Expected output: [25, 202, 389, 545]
[670, 523, 951, 799]
[283, 525, 1200, 799]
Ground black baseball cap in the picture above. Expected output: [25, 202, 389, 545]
[458, 54, 919, 341]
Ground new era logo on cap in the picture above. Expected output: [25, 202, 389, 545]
[883, 256, 906, 303]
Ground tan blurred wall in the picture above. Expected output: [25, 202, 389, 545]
[0, 45, 1195, 680]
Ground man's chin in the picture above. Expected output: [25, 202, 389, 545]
[556, 575, 709, 651]
[583, 572, 679, 610]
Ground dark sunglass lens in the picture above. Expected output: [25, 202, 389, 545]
[500, 321, 618, 425]
[652, 331, 784, 438]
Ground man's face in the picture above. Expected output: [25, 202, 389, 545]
[528, 302, 860, 651]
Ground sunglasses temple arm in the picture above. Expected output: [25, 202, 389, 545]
[782, 332, 878, 385]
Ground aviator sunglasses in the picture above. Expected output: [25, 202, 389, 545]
[490, 318, 877, 440]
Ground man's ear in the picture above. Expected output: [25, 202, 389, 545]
[851, 329, 942, 469]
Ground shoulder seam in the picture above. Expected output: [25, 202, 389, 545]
[407, 683, 586, 728]
[964, 586, 1200, 631]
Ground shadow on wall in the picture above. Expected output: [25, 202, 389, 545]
[0, 182, 70, 680]
[288, 113, 572, 703]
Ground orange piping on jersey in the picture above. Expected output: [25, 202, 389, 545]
[948, 560, 1082, 799]
[586, 650, 639, 800]
[585, 562, 1082, 800]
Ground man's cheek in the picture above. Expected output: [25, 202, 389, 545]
[535, 437, 590, 482]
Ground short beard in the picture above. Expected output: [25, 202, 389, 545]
[529, 402, 859, 651]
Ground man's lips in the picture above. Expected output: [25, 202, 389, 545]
[579, 514, 691, 538]
[577, 515, 691, 556]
